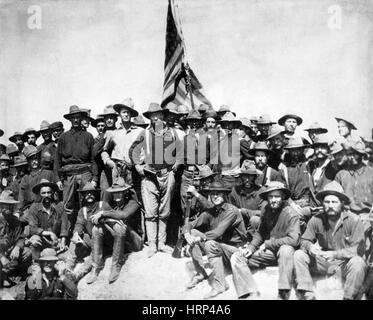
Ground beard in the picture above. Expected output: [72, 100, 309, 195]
[42, 196, 53, 206]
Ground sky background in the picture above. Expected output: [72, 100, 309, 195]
[0, 0, 372, 144]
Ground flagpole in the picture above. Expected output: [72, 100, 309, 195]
[184, 62, 195, 111]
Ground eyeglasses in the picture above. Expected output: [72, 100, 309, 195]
[96, 124, 105, 128]
[206, 120, 216, 124]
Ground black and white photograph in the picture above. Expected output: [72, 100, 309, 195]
[0, 0, 373, 304]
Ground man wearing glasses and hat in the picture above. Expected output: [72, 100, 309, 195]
[24, 248, 78, 300]
[266, 124, 288, 170]
[183, 181, 247, 299]
[98, 105, 118, 131]
[130, 102, 183, 258]
[27, 179, 68, 260]
[230, 181, 300, 300]
[0, 190, 32, 288]
[87, 180, 143, 284]
[335, 140, 373, 216]
[54, 105, 98, 232]
[293, 181, 367, 300]
[101, 98, 144, 195]
[238, 117, 256, 163]
[36, 120, 52, 154]
[9, 132, 25, 153]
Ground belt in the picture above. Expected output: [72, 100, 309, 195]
[62, 165, 91, 176]
[185, 165, 197, 172]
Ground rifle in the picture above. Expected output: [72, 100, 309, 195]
[172, 194, 191, 258]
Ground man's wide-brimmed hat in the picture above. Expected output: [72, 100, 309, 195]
[350, 141, 367, 155]
[330, 142, 344, 155]
[335, 117, 357, 130]
[217, 105, 236, 117]
[63, 105, 89, 120]
[91, 116, 106, 128]
[143, 103, 169, 119]
[248, 115, 258, 123]
[259, 181, 291, 200]
[0, 190, 19, 205]
[248, 141, 273, 156]
[266, 124, 286, 140]
[38, 120, 51, 133]
[304, 122, 328, 133]
[98, 105, 118, 118]
[195, 165, 217, 180]
[198, 104, 210, 114]
[278, 112, 303, 126]
[6, 144, 18, 156]
[239, 117, 252, 129]
[177, 104, 190, 115]
[184, 110, 202, 121]
[312, 134, 331, 147]
[106, 179, 132, 193]
[113, 97, 139, 117]
[284, 136, 307, 149]
[219, 112, 242, 126]
[78, 181, 101, 195]
[0, 154, 11, 162]
[203, 109, 219, 120]
[315, 181, 350, 205]
[48, 121, 64, 131]
[205, 181, 231, 193]
[240, 160, 260, 175]
[23, 145, 40, 159]
[257, 114, 276, 125]
[38, 248, 59, 262]
[165, 102, 179, 115]
[9, 131, 23, 143]
[132, 115, 149, 128]
[11, 155, 28, 168]
[32, 179, 58, 195]
[22, 128, 40, 141]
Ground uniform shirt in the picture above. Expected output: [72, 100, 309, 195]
[300, 210, 365, 259]
[187, 202, 247, 247]
[74, 201, 112, 237]
[0, 214, 25, 252]
[335, 164, 373, 214]
[17, 169, 55, 211]
[228, 185, 266, 224]
[25, 273, 78, 300]
[248, 203, 300, 253]
[255, 165, 285, 187]
[101, 124, 144, 165]
[53, 127, 98, 182]
[101, 190, 142, 235]
[130, 124, 182, 170]
[28, 202, 68, 238]
[283, 162, 311, 205]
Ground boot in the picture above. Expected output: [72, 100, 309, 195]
[108, 235, 126, 284]
[145, 221, 157, 258]
[157, 220, 172, 254]
[86, 267, 100, 285]
[74, 255, 93, 283]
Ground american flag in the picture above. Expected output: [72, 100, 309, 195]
[161, 0, 211, 109]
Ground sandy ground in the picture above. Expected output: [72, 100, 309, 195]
[0, 247, 346, 300]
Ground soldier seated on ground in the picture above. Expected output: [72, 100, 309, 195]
[65, 182, 110, 282]
[0, 191, 32, 287]
[24, 248, 78, 300]
[230, 181, 300, 300]
[26, 179, 68, 261]
[293, 181, 367, 300]
[86, 180, 143, 285]
[183, 181, 247, 300]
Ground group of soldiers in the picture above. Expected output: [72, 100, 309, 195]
[0, 98, 373, 300]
